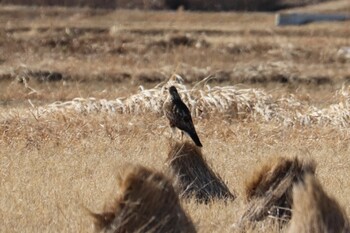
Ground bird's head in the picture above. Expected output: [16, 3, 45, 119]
[168, 86, 181, 100]
[169, 86, 178, 95]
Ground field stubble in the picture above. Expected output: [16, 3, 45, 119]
[1, 108, 350, 232]
[0, 4, 350, 233]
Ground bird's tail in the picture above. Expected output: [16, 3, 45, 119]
[189, 131, 203, 147]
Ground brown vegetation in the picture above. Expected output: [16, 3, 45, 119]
[0, 5, 349, 108]
[239, 157, 316, 226]
[0, 4, 350, 233]
[167, 142, 235, 203]
[288, 174, 350, 233]
[91, 165, 196, 233]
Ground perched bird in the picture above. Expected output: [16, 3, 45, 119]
[163, 86, 202, 147]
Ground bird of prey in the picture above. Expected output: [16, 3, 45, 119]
[163, 86, 203, 147]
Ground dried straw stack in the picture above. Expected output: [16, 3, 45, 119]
[91, 165, 196, 233]
[167, 141, 235, 203]
[239, 156, 316, 227]
[288, 174, 350, 233]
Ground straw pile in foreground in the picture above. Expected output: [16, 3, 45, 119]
[91, 165, 196, 233]
[288, 174, 350, 233]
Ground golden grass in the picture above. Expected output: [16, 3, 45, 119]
[1, 104, 350, 232]
[0, 4, 350, 233]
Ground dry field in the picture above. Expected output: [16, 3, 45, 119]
[0, 2, 350, 232]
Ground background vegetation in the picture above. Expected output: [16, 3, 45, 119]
[0, 1, 349, 232]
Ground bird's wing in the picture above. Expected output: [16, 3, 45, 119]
[173, 101, 196, 132]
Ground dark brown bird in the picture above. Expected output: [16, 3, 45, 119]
[163, 86, 202, 147]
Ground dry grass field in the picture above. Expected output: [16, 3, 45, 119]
[0, 2, 350, 232]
